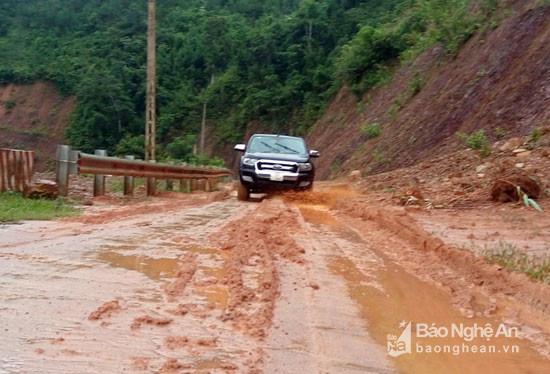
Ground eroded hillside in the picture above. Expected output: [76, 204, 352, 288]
[0, 82, 75, 171]
[308, 2, 550, 179]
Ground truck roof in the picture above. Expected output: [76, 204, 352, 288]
[250, 134, 302, 140]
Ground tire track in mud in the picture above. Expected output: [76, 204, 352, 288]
[0, 199, 258, 374]
[3, 186, 550, 374]
[0, 197, 312, 374]
[278, 187, 550, 374]
[263, 202, 393, 374]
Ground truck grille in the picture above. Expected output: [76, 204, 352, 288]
[257, 161, 298, 173]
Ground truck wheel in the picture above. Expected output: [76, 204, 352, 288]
[237, 182, 250, 201]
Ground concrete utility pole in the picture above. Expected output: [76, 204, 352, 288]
[200, 102, 207, 155]
[145, 0, 156, 161]
[200, 74, 214, 155]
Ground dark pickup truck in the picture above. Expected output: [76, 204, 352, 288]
[234, 134, 320, 201]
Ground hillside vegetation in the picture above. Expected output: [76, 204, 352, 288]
[309, 0, 550, 178]
[0, 0, 506, 165]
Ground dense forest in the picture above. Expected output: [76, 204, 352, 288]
[0, 0, 499, 163]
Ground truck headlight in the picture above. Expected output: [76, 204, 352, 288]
[242, 157, 256, 166]
[298, 162, 312, 171]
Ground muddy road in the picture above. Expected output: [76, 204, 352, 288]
[1, 184, 549, 373]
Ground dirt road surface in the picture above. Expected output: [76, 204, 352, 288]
[1, 184, 549, 373]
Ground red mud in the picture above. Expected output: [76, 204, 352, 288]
[333, 197, 550, 354]
[130, 315, 173, 330]
[131, 356, 151, 371]
[355, 140, 550, 210]
[50, 337, 65, 345]
[158, 358, 190, 373]
[166, 304, 190, 316]
[66, 193, 218, 225]
[88, 300, 121, 321]
[211, 199, 306, 339]
[163, 336, 217, 350]
[335, 198, 550, 313]
[163, 253, 198, 301]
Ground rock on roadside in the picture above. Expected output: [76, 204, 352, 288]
[23, 179, 59, 199]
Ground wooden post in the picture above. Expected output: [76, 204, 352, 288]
[93, 150, 107, 197]
[205, 179, 212, 192]
[190, 179, 198, 191]
[55, 145, 70, 197]
[123, 155, 135, 196]
[147, 177, 156, 196]
[145, 0, 156, 162]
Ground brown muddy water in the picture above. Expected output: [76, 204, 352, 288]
[296, 196, 550, 374]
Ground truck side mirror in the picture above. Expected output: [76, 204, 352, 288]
[309, 150, 320, 157]
[234, 144, 246, 152]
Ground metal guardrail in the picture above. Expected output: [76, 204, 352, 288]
[77, 153, 231, 179]
[0, 148, 34, 193]
[56, 145, 232, 197]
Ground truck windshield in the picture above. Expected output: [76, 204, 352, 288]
[248, 136, 306, 154]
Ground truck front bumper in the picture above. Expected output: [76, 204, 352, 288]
[239, 161, 314, 192]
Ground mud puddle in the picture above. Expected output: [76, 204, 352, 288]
[196, 285, 229, 309]
[0, 198, 271, 373]
[297, 199, 550, 373]
[97, 251, 180, 280]
[330, 256, 549, 373]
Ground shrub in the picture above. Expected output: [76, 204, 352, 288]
[492, 126, 508, 139]
[115, 135, 145, 159]
[408, 71, 427, 96]
[373, 148, 386, 162]
[387, 94, 406, 122]
[166, 135, 196, 160]
[336, 26, 404, 86]
[3, 99, 16, 111]
[529, 127, 541, 143]
[361, 123, 382, 138]
[330, 159, 342, 178]
[457, 130, 491, 157]
[185, 154, 226, 167]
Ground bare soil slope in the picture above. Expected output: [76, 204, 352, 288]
[0, 82, 75, 171]
[308, 3, 550, 179]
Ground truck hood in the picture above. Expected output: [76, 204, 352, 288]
[244, 152, 310, 163]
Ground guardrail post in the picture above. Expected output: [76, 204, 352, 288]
[146, 160, 156, 196]
[123, 155, 135, 196]
[179, 179, 190, 193]
[93, 150, 107, 196]
[165, 161, 174, 191]
[56, 145, 70, 197]
[190, 179, 198, 191]
[204, 178, 212, 192]
[68, 150, 79, 175]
